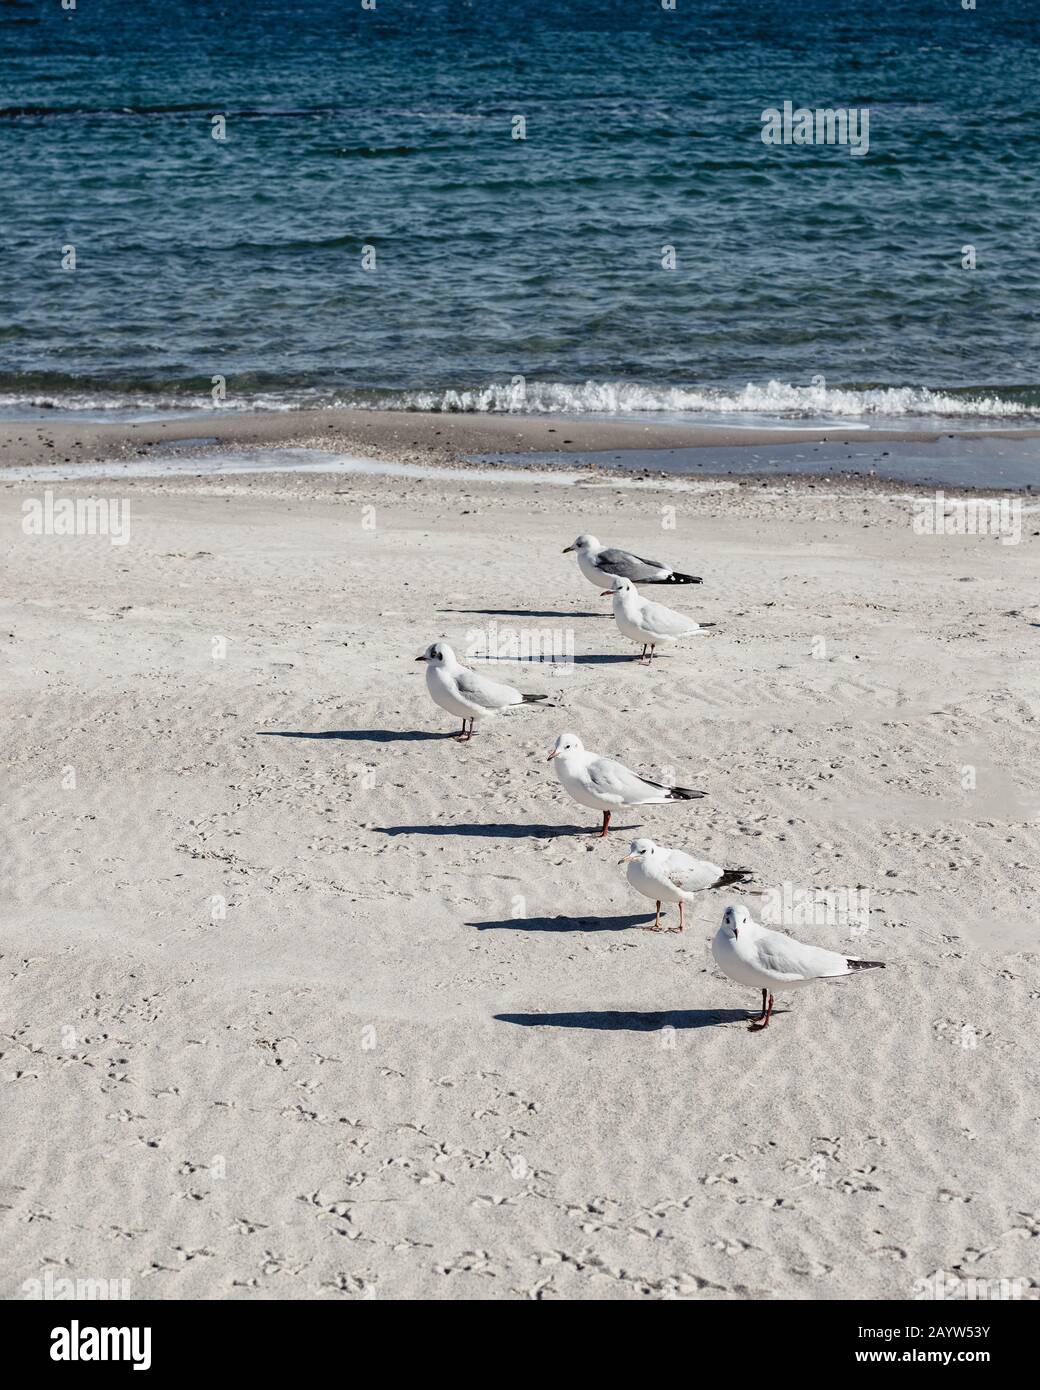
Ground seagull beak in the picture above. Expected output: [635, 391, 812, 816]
[415, 655, 428, 662]
[600, 589, 613, 597]
[546, 749, 558, 761]
[618, 853, 635, 863]
[562, 544, 575, 553]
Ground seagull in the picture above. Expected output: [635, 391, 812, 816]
[563, 534, 702, 590]
[547, 731, 706, 837]
[605, 575, 715, 662]
[711, 905, 885, 1032]
[416, 642, 548, 741]
[620, 839, 753, 932]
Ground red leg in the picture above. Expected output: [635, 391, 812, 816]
[646, 899, 662, 932]
[749, 991, 774, 1033]
[596, 810, 612, 838]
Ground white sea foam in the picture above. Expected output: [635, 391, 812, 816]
[0, 379, 1035, 423]
[386, 379, 1037, 420]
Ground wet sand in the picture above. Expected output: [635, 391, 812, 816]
[3, 406, 1039, 484]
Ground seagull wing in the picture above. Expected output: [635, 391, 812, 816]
[595, 547, 669, 581]
[662, 849, 722, 892]
[453, 668, 522, 711]
[586, 756, 669, 804]
[639, 597, 701, 636]
[752, 928, 852, 982]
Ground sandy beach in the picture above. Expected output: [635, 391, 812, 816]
[4, 405, 1040, 475]
[3, 450, 1038, 1300]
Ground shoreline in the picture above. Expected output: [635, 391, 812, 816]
[2, 407, 1039, 492]
[0, 405, 1034, 464]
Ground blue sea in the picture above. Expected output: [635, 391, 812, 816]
[2, 0, 1038, 426]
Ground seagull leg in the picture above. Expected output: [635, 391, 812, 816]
[645, 900, 662, 932]
[597, 810, 612, 838]
[677, 900, 684, 933]
[456, 719, 473, 742]
[634, 644, 647, 663]
[748, 991, 774, 1033]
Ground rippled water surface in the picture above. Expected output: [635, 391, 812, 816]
[2, 0, 1038, 423]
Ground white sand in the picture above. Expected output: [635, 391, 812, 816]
[3, 463, 1039, 1300]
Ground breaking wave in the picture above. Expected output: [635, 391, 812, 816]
[384, 379, 1040, 420]
[1, 379, 1037, 424]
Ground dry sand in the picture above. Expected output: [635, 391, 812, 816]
[3, 453, 1039, 1300]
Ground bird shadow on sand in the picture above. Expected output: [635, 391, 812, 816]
[496, 1008, 759, 1031]
[376, 821, 641, 840]
[258, 729, 455, 743]
[437, 608, 606, 619]
[470, 912, 657, 933]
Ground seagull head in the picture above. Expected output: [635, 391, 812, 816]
[619, 837, 655, 864]
[562, 533, 598, 555]
[416, 642, 456, 666]
[602, 575, 633, 598]
[547, 730, 584, 762]
[721, 905, 751, 940]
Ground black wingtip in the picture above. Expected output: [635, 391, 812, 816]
[521, 694, 550, 703]
[669, 787, 707, 800]
[713, 868, 755, 888]
[647, 572, 703, 585]
[848, 959, 886, 970]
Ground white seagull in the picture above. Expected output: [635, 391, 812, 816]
[711, 905, 885, 1032]
[417, 642, 548, 742]
[605, 575, 714, 663]
[547, 731, 706, 837]
[620, 838, 753, 932]
[563, 533, 702, 590]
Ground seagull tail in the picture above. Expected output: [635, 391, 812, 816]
[712, 867, 754, 889]
[646, 571, 702, 585]
[667, 786, 708, 801]
[847, 958, 886, 970]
